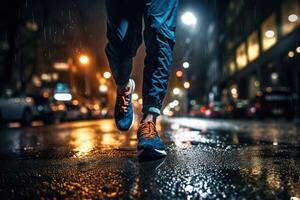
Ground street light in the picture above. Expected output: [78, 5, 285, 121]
[79, 55, 89, 65]
[176, 70, 183, 78]
[181, 11, 197, 26]
[183, 62, 190, 69]
[265, 30, 275, 38]
[78, 54, 91, 96]
[173, 88, 181, 95]
[173, 100, 179, 106]
[99, 84, 108, 93]
[288, 51, 295, 58]
[231, 88, 238, 95]
[183, 81, 190, 89]
[288, 14, 298, 23]
[271, 72, 278, 80]
[181, 11, 197, 116]
[103, 71, 111, 79]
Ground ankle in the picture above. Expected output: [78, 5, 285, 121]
[141, 113, 157, 124]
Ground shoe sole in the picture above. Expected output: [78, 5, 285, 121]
[138, 146, 167, 160]
[116, 78, 135, 132]
[128, 79, 135, 130]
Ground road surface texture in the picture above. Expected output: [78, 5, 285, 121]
[0, 117, 300, 199]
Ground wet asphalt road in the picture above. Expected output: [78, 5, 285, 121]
[0, 118, 300, 199]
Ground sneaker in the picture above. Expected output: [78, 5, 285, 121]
[137, 121, 167, 159]
[115, 79, 135, 131]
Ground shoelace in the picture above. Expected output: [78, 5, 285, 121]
[139, 121, 157, 139]
[117, 90, 131, 113]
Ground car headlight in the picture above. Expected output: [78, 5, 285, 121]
[80, 107, 88, 114]
[25, 97, 34, 104]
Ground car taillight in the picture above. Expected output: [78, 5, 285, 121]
[57, 104, 65, 111]
[200, 106, 206, 113]
[51, 104, 65, 111]
[50, 105, 57, 111]
[25, 97, 34, 104]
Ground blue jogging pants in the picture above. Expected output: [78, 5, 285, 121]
[105, 0, 178, 115]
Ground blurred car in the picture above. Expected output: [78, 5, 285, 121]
[64, 102, 89, 121]
[79, 105, 89, 119]
[205, 102, 226, 118]
[247, 87, 295, 119]
[225, 100, 250, 118]
[65, 103, 82, 121]
[0, 91, 38, 126]
[86, 102, 101, 119]
[50, 101, 67, 121]
[189, 104, 204, 117]
[31, 95, 55, 123]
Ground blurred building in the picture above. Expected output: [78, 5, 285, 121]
[0, 0, 101, 101]
[211, 0, 300, 117]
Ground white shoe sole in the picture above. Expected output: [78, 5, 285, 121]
[128, 79, 135, 130]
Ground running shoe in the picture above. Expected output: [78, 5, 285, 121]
[137, 121, 167, 159]
[114, 79, 135, 131]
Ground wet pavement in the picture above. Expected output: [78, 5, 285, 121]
[0, 118, 300, 199]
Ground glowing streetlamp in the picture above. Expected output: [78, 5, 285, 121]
[180, 11, 197, 116]
[231, 88, 238, 95]
[183, 62, 190, 69]
[79, 55, 89, 65]
[181, 11, 197, 26]
[288, 51, 295, 58]
[288, 14, 298, 23]
[103, 71, 111, 79]
[265, 30, 275, 38]
[183, 81, 190, 89]
[176, 70, 183, 78]
[99, 85, 108, 93]
[78, 54, 91, 96]
[173, 88, 181, 95]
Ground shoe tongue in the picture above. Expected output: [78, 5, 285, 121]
[144, 121, 155, 130]
[124, 87, 132, 96]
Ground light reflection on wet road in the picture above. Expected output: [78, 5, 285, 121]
[0, 118, 300, 199]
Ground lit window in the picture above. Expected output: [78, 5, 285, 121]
[247, 32, 260, 62]
[261, 14, 277, 51]
[236, 43, 248, 69]
[282, 0, 300, 35]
